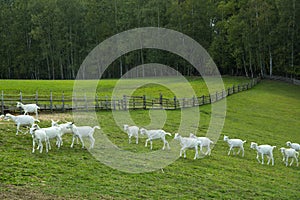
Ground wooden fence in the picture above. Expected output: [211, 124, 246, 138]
[265, 75, 300, 86]
[0, 78, 260, 114]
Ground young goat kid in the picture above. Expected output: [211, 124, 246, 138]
[29, 127, 49, 153]
[174, 133, 202, 160]
[140, 128, 171, 150]
[51, 119, 78, 146]
[189, 133, 213, 156]
[250, 142, 276, 165]
[279, 147, 299, 167]
[223, 135, 246, 157]
[123, 124, 139, 144]
[66, 122, 100, 149]
[16, 102, 40, 119]
[4, 113, 39, 135]
[286, 141, 300, 151]
[31, 124, 63, 149]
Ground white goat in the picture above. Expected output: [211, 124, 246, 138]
[66, 122, 100, 149]
[17, 102, 40, 119]
[140, 128, 171, 150]
[51, 119, 78, 146]
[250, 142, 276, 165]
[174, 133, 202, 160]
[223, 135, 246, 157]
[286, 141, 300, 151]
[0, 114, 4, 120]
[123, 124, 139, 144]
[32, 124, 63, 149]
[4, 113, 39, 135]
[29, 127, 49, 153]
[190, 133, 213, 155]
[280, 147, 299, 167]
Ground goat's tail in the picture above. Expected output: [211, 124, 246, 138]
[37, 106, 40, 109]
[34, 119, 40, 123]
[93, 126, 101, 130]
[296, 151, 299, 158]
[243, 140, 247, 144]
[165, 132, 172, 137]
[272, 146, 277, 149]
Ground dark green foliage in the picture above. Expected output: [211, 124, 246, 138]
[0, 0, 299, 79]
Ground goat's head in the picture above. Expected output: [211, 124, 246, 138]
[286, 141, 291, 147]
[223, 135, 229, 141]
[174, 133, 180, 140]
[51, 119, 59, 127]
[140, 128, 146, 135]
[250, 142, 258, 149]
[16, 102, 22, 108]
[279, 147, 286, 154]
[123, 124, 128, 131]
[189, 133, 197, 138]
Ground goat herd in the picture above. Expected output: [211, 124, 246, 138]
[0, 102, 299, 168]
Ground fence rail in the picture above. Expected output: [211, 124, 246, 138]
[265, 75, 300, 86]
[0, 78, 261, 114]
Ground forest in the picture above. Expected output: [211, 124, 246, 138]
[0, 0, 299, 79]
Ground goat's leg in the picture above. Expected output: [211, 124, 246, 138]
[261, 154, 265, 164]
[128, 135, 132, 144]
[71, 135, 76, 148]
[228, 146, 232, 155]
[295, 157, 299, 167]
[165, 140, 170, 149]
[39, 141, 43, 153]
[45, 140, 48, 153]
[194, 146, 198, 160]
[241, 146, 245, 157]
[285, 157, 289, 166]
[256, 153, 261, 163]
[289, 158, 294, 166]
[179, 148, 183, 157]
[183, 149, 187, 158]
[32, 140, 36, 153]
[135, 135, 138, 144]
[78, 136, 85, 149]
[145, 138, 149, 147]
[150, 140, 153, 150]
[89, 135, 95, 149]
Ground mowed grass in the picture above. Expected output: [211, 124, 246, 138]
[0, 78, 299, 199]
[0, 76, 250, 98]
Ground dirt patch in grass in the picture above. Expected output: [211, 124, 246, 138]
[0, 184, 66, 200]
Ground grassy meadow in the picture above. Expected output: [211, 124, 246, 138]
[0, 76, 250, 98]
[0, 78, 299, 199]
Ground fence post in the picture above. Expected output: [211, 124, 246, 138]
[113, 98, 116, 110]
[1, 91, 4, 114]
[192, 96, 195, 107]
[143, 95, 146, 109]
[105, 96, 108, 110]
[216, 91, 218, 102]
[174, 96, 177, 109]
[19, 91, 23, 114]
[159, 93, 163, 109]
[50, 91, 53, 113]
[123, 95, 127, 110]
[84, 93, 88, 111]
[62, 91, 65, 112]
[35, 91, 38, 105]
[95, 94, 99, 111]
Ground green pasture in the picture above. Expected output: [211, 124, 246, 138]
[0, 76, 250, 98]
[0, 78, 299, 199]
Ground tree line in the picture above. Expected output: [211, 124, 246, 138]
[0, 0, 299, 79]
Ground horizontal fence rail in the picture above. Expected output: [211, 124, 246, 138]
[0, 78, 261, 114]
[264, 75, 300, 86]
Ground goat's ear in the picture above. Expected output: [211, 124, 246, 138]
[71, 122, 74, 125]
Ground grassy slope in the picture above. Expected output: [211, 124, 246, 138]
[0, 76, 249, 98]
[0, 79, 299, 199]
